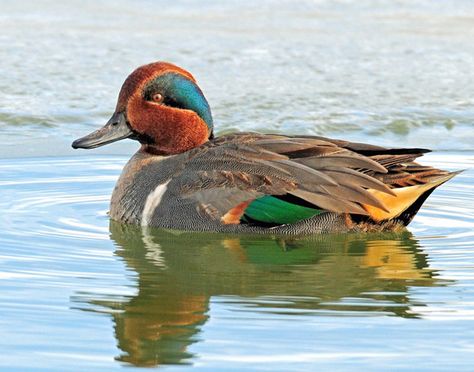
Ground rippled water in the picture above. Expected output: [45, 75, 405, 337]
[2, 0, 474, 370]
[1, 154, 473, 370]
[2, 0, 474, 158]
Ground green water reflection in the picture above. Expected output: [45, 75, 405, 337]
[75, 222, 445, 367]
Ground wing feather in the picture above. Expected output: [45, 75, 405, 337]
[166, 132, 444, 225]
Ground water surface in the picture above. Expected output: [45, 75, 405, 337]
[1, 0, 474, 157]
[0, 154, 473, 370]
[1, 0, 474, 370]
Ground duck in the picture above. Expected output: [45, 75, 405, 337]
[72, 61, 459, 235]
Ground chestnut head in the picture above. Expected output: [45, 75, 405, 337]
[72, 62, 213, 155]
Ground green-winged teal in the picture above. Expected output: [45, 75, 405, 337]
[72, 62, 458, 234]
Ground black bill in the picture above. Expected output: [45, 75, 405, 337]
[71, 112, 133, 149]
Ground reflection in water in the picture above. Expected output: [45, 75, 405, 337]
[73, 222, 445, 367]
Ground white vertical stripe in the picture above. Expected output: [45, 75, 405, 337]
[141, 179, 171, 226]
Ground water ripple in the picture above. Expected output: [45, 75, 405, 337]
[0, 153, 473, 369]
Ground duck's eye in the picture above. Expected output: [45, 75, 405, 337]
[152, 93, 164, 103]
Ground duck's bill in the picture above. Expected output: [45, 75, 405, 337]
[71, 112, 133, 149]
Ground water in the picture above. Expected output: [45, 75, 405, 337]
[1, 0, 474, 370]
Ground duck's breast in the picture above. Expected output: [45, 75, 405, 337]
[110, 151, 174, 225]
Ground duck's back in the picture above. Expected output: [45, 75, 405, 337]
[109, 133, 457, 234]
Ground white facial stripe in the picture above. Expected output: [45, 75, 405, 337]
[141, 179, 171, 226]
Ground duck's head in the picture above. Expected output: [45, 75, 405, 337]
[72, 62, 213, 155]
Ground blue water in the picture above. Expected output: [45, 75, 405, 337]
[1, 0, 474, 370]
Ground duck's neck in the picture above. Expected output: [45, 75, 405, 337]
[140, 142, 207, 156]
[143, 125, 209, 155]
[134, 111, 210, 155]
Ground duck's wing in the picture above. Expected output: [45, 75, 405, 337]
[277, 134, 459, 224]
[170, 132, 455, 226]
[290, 134, 450, 187]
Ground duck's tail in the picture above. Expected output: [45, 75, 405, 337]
[362, 171, 461, 225]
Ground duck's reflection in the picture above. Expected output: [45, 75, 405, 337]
[75, 222, 445, 367]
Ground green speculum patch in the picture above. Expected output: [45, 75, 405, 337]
[242, 195, 323, 225]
